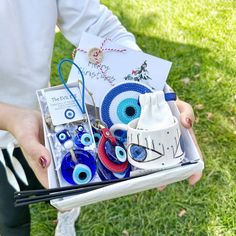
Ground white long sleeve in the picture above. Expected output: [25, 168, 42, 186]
[0, 0, 139, 148]
[57, 0, 140, 50]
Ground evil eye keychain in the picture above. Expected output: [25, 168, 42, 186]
[95, 125, 131, 181]
[57, 59, 97, 185]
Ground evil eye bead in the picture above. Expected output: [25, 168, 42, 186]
[61, 149, 97, 185]
[72, 164, 92, 185]
[74, 125, 93, 147]
[56, 129, 72, 145]
[115, 146, 127, 163]
[117, 98, 141, 124]
[104, 140, 127, 164]
[114, 129, 127, 143]
[81, 133, 93, 146]
[58, 133, 67, 141]
[129, 144, 147, 162]
[77, 125, 84, 133]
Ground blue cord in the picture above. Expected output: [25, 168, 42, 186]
[58, 59, 86, 114]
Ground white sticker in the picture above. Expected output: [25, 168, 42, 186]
[45, 87, 85, 125]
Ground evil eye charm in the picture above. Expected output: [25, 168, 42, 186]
[61, 149, 97, 185]
[74, 125, 93, 148]
[129, 144, 147, 162]
[105, 140, 127, 164]
[97, 127, 130, 181]
[56, 129, 72, 145]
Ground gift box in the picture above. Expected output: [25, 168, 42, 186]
[34, 33, 204, 211]
[37, 81, 204, 211]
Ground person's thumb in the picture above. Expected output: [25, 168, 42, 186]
[188, 172, 202, 186]
[20, 136, 51, 188]
[178, 103, 195, 129]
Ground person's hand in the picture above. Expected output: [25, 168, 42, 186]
[5, 105, 51, 188]
[158, 99, 203, 190]
[176, 98, 203, 186]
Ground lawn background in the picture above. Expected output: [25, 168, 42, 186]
[31, 0, 236, 235]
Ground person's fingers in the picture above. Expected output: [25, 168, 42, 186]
[177, 100, 195, 129]
[20, 136, 51, 188]
[22, 136, 51, 167]
[188, 172, 202, 186]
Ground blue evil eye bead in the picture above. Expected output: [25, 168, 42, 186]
[80, 133, 93, 146]
[56, 129, 72, 145]
[104, 140, 127, 164]
[115, 146, 127, 163]
[64, 109, 75, 119]
[61, 149, 96, 185]
[74, 125, 93, 148]
[96, 157, 131, 181]
[77, 125, 84, 132]
[129, 144, 147, 162]
[116, 98, 141, 124]
[72, 164, 92, 185]
[114, 129, 127, 143]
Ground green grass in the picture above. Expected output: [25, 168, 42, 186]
[31, 0, 236, 235]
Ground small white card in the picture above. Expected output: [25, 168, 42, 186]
[45, 87, 85, 125]
[68, 32, 172, 107]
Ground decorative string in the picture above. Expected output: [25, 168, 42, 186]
[72, 38, 126, 86]
[58, 59, 86, 114]
[58, 59, 105, 132]
[77, 80, 107, 131]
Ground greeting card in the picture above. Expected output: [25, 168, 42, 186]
[68, 32, 172, 106]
